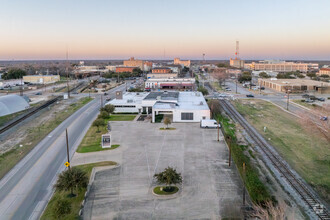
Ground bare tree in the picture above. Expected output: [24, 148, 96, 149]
[249, 201, 288, 220]
[212, 68, 228, 87]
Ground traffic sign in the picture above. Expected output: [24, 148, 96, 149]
[64, 162, 70, 167]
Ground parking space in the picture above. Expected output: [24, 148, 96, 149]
[82, 122, 244, 220]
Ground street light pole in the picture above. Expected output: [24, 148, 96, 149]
[66, 128, 71, 170]
[286, 90, 291, 110]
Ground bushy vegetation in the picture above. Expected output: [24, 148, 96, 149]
[216, 114, 272, 205]
[2, 68, 26, 80]
[197, 86, 209, 95]
[238, 71, 252, 83]
[259, 72, 271, 78]
[103, 68, 142, 79]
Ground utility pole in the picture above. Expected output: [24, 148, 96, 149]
[286, 89, 291, 110]
[100, 95, 103, 108]
[235, 79, 238, 94]
[66, 128, 71, 170]
[243, 162, 246, 206]
[217, 120, 220, 142]
[66, 47, 70, 98]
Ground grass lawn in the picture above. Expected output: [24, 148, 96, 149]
[41, 161, 117, 220]
[292, 99, 322, 110]
[107, 114, 136, 121]
[153, 186, 179, 195]
[233, 99, 330, 203]
[159, 127, 176, 130]
[0, 97, 93, 180]
[76, 114, 135, 153]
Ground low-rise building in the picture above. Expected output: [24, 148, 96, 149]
[145, 78, 195, 90]
[252, 71, 278, 77]
[258, 78, 330, 93]
[115, 66, 136, 73]
[318, 68, 330, 76]
[152, 67, 172, 74]
[23, 75, 60, 84]
[246, 60, 319, 73]
[106, 91, 210, 123]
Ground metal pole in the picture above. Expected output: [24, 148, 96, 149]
[217, 120, 220, 142]
[66, 128, 71, 169]
[286, 91, 290, 110]
[243, 162, 246, 206]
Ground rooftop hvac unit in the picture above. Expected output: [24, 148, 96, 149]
[156, 96, 161, 100]
[127, 99, 133, 103]
[199, 101, 203, 105]
[195, 92, 200, 96]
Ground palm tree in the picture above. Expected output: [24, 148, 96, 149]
[154, 166, 182, 190]
[55, 167, 88, 196]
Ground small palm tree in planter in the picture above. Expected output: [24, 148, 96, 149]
[153, 166, 182, 195]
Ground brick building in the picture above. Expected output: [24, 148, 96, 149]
[116, 66, 136, 73]
[152, 67, 172, 74]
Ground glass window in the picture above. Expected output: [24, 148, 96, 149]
[181, 112, 193, 120]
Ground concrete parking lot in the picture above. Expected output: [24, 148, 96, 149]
[80, 121, 244, 220]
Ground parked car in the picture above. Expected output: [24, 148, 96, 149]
[225, 88, 231, 91]
[260, 87, 265, 90]
[309, 95, 317, 100]
[246, 94, 254, 97]
[302, 94, 309, 98]
[35, 92, 42, 95]
[305, 99, 314, 103]
[317, 97, 325, 102]
[200, 119, 221, 128]
[320, 116, 328, 121]
[104, 92, 108, 95]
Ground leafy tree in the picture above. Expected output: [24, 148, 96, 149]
[320, 74, 329, 78]
[128, 88, 144, 92]
[52, 199, 71, 219]
[307, 72, 316, 78]
[163, 117, 171, 128]
[101, 104, 115, 115]
[3, 68, 26, 80]
[92, 118, 106, 132]
[154, 166, 182, 190]
[197, 86, 209, 95]
[238, 72, 252, 83]
[276, 72, 294, 79]
[259, 72, 270, 78]
[55, 167, 88, 196]
[98, 111, 109, 119]
[217, 63, 228, 68]
[208, 100, 221, 118]
[132, 68, 142, 74]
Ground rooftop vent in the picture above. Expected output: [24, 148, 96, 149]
[199, 101, 204, 105]
[127, 99, 133, 103]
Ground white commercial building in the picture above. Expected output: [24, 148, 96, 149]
[106, 91, 210, 123]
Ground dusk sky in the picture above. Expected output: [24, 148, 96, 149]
[1, 0, 330, 60]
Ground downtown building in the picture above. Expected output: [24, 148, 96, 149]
[245, 60, 319, 73]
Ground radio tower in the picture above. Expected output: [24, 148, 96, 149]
[235, 40, 239, 60]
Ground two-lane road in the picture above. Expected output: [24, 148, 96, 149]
[0, 83, 126, 220]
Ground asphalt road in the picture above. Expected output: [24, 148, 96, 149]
[0, 83, 126, 220]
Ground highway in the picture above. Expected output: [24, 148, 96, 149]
[0, 83, 126, 220]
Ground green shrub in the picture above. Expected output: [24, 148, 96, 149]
[52, 199, 71, 218]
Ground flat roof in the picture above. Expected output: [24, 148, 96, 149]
[144, 91, 179, 100]
[107, 92, 149, 105]
[259, 78, 330, 86]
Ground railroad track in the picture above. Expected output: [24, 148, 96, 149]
[219, 99, 329, 220]
[0, 96, 60, 134]
[0, 82, 85, 135]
